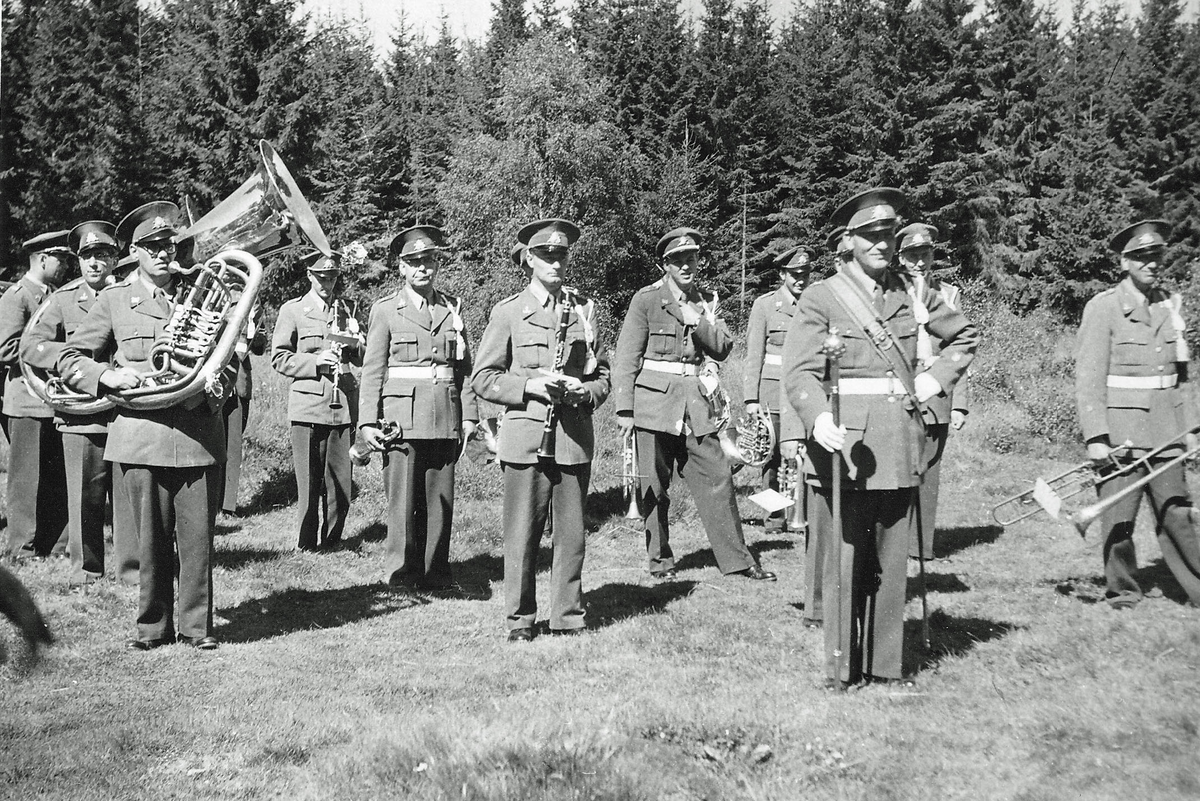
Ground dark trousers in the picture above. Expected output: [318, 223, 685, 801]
[62, 432, 110, 582]
[813, 486, 913, 684]
[290, 423, 351, 550]
[1098, 459, 1200, 604]
[110, 463, 139, 585]
[501, 462, 589, 631]
[118, 463, 218, 641]
[219, 396, 249, 513]
[803, 482, 823, 623]
[911, 423, 949, 559]
[382, 439, 457, 586]
[637, 428, 755, 575]
[5, 416, 68, 556]
[762, 411, 786, 530]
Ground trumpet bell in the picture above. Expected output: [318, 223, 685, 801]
[176, 140, 331, 264]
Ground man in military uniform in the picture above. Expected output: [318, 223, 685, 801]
[359, 225, 479, 589]
[472, 219, 610, 641]
[1075, 219, 1200, 609]
[746, 246, 815, 533]
[21, 221, 136, 585]
[219, 292, 264, 515]
[613, 227, 775, 582]
[271, 251, 363, 551]
[60, 201, 226, 650]
[783, 188, 976, 688]
[896, 223, 970, 560]
[0, 230, 71, 559]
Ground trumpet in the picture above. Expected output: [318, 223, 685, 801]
[782, 448, 807, 532]
[622, 428, 643, 520]
[349, 420, 402, 467]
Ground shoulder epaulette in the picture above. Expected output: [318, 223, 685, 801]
[496, 292, 521, 306]
[98, 276, 132, 293]
[378, 290, 399, 303]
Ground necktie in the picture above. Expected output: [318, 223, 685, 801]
[872, 284, 884, 315]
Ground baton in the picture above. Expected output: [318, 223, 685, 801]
[821, 328, 846, 685]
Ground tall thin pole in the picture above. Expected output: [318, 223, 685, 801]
[740, 181, 747, 320]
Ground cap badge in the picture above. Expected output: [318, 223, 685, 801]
[152, 216, 167, 229]
[914, 233, 928, 245]
[680, 236, 693, 248]
[796, 253, 809, 265]
[84, 232, 100, 246]
[870, 205, 889, 221]
[1138, 233, 1155, 246]
[412, 239, 428, 252]
[548, 231, 566, 246]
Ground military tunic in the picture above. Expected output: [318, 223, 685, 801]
[1075, 279, 1200, 604]
[359, 286, 479, 587]
[271, 290, 362, 550]
[0, 276, 68, 557]
[21, 277, 136, 583]
[59, 274, 225, 643]
[612, 279, 756, 575]
[784, 269, 976, 684]
[472, 285, 610, 631]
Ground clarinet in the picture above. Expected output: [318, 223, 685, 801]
[537, 290, 574, 461]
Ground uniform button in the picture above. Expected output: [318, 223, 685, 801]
[1158, 366, 1164, 371]
[888, 396, 896, 403]
[886, 370, 894, 377]
[1156, 347, 1162, 352]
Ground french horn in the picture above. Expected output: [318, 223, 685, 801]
[21, 140, 331, 413]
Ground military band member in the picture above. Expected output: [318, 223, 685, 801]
[59, 201, 226, 650]
[1075, 219, 1200, 609]
[271, 251, 363, 551]
[472, 219, 610, 640]
[897, 223, 970, 559]
[745, 246, 815, 533]
[21, 221, 136, 585]
[219, 293, 264, 515]
[613, 227, 775, 582]
[359, 225, 479, 589]
[0, 230, 71, 559]
[784, 189, 977, 688]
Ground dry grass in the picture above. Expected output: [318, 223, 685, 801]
[2, 349, 1200, 800]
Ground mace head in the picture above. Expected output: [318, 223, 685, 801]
[821, 327, 846, 360]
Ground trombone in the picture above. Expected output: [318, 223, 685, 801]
[1072, 434, 1200, 536]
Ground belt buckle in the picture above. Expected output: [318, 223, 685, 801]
[871, 330, 893, 350]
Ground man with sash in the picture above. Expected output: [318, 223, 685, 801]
[613, 227, 775, 582]
[0, 230, 71, 559]
[21, 221, 136, 585]
[896, 222, 970, 560]
[272, 250, 363, 551]
[783, 188, 976, 688]
[472, 219, 610, 641]
[1075, 219, 1200, 609]
[60, 201, 226, 650]
[359, 225, 479, 590]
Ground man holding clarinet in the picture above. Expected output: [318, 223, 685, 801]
[471, 219, 610, 642]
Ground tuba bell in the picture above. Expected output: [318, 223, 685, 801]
[23, 140, 331, 414]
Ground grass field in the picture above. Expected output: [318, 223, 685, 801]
[2, 347, 1199, 800]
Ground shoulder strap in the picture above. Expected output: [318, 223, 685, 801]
[823, 272, 920, 402]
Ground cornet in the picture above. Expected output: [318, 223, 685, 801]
[622, 428, 643, 520]
[349, 421, 402, 467]
[781, 448, 807, 532]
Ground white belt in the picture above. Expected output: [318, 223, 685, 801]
[839, 377, 906, 395]
[642, 359, 700, 377]
[763, 354, 782, 366]
[1106, 374, 1178, 389]
[388, 365, 454, 380]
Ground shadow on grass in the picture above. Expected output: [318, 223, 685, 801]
[673, 538, 794, 573]
[933, 524, 1004, 558]
[902, 609, 1020, 676]
[1137, 558, 1194, 605]
[905, 571, 971, 601]
[586, 486, 631, 529]
[341, 521, 387, 551]
[586, 580, 698, 629]
[236, 462, 298, 517]
[218, 583, 430, 643]
[215, 545, 287, 572]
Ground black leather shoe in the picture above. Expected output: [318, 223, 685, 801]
[126, 638, 171, 651]
[507, 627, 535, 642]
[178, 635, 220, 650]
[650, 568, 679, 580]
[737, 565, 777, 581]
[550, 628, 583, 636]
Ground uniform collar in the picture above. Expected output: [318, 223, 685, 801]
[403, 284, 430, 310]
[304, 289, 331, 313]
[527, 279, 559, 309]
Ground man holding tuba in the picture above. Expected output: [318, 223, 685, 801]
[471, 220, 609, 641]
[359, 225, 479, 591]
[612, 227, 776, 583]
[59, 201, 226, 650]
[271, 250, 363, 551]
[0, 230, 72, 560]
[21, 221, 137, 586]
[1075, 219, 1200, 609]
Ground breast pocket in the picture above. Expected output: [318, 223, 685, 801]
[297, 324, 325, 354]
[767, 325, 788, 348]
[391, 332, 419, 363]
[515, 334, 546, 369]
[1113, 335, 1149, 366]
[115, 323, 154, 363]
[647, 316, 678, 358]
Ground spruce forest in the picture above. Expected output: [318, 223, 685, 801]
[2, 0, 1198, 336]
